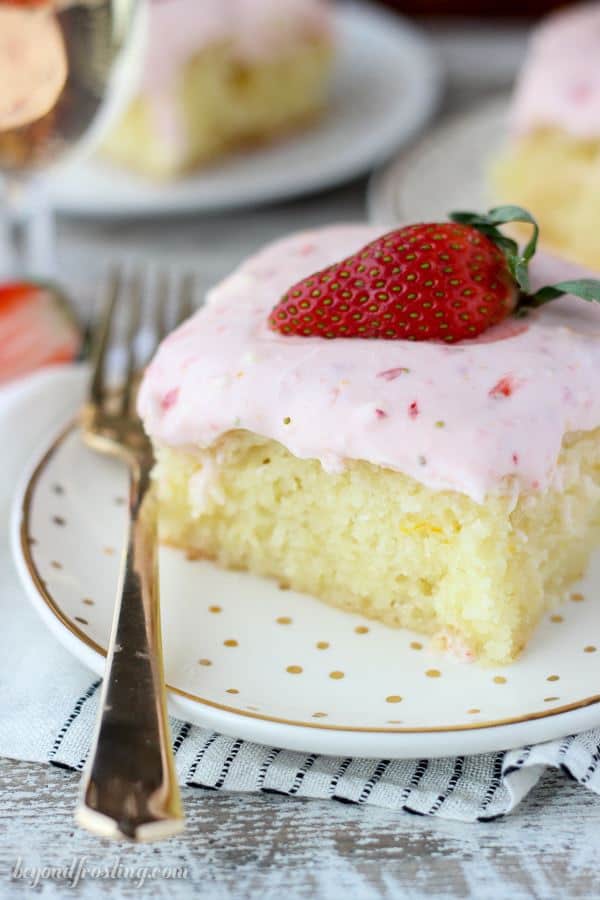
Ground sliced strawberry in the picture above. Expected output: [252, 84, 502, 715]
[269, 206, 600, 344]
[0, 281, 80, 385]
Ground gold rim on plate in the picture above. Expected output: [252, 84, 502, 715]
[18, 424, 600, 735]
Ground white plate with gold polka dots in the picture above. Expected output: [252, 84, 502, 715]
[12, 418, 600, 759]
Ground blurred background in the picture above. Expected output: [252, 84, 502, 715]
[45, 3, 529, 285]
[383, 0, 567, 14]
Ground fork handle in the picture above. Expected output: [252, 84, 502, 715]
[76, 464, 184, 841]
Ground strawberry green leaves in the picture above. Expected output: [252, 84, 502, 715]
[450, 206, 539, 292]
[451, 205, 600, 312]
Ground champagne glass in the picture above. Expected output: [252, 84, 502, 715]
[0, 0, 146, 278]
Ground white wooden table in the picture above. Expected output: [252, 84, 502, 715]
[4, 23, 598, 900]
[1, 759, 599, 899]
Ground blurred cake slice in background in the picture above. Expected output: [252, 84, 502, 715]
[492, 2, 600, 269]
[102, 0, 334, 179]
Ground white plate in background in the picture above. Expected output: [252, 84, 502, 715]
[368, 97, 508, 226]
[46, 2, 443, 218]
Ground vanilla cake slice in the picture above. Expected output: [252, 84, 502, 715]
[138, 225, 600, 665]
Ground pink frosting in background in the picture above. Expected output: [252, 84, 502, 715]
[143, 0, 333, 94]
[135, 0, 332, 161]
[138, 224, 600, 504]
[511, 1, 600, 137]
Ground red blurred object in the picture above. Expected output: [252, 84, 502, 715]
[380, 0, 575, 16]
[0, 281, 81, 385]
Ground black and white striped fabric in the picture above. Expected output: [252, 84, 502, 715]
[34, 678, 600, 822]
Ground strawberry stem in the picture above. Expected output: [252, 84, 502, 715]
[450, 205, 539, 292]
[450, 205, 600, 311]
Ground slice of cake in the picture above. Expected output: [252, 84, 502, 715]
[138, 213, 600, 665]
[492, 2, 600, 269]
[102, 0, 334, 178]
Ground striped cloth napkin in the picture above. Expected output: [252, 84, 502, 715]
[2, 368, 600, 823]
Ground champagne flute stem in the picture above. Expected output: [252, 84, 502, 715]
[0, 176, 20, 280]
[25, 174, 56, 282]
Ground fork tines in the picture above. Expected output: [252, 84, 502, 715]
[89, 266, 196, 414]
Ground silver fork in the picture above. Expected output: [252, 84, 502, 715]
[75, 267, 193, 842]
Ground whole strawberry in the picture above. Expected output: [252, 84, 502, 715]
[268, 206, 600, 344]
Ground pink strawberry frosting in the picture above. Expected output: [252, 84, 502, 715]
[138, 224, 600, 503]
[511, 1, 600, 137]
